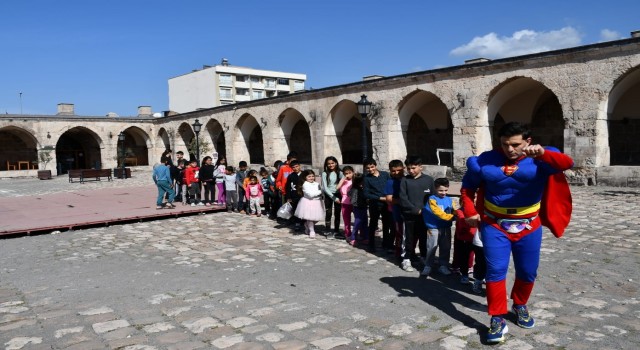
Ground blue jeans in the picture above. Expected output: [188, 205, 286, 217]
[156, 180, 175, 206]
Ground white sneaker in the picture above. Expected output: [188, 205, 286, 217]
[438, 265, 452, 275]
[197, 202, 205, 206]
[421, 265, 431, 276]
[401, 259, 415, 272]
[309, 232, 316, 238]
[190, 203, 196, 207]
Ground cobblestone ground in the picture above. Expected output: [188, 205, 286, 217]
[1, 174, 639, 349]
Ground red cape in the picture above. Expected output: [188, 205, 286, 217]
[539, 172, 572, 238]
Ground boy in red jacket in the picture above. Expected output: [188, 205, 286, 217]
[184, 159, 203, 206]
[453, 203, 486, 294]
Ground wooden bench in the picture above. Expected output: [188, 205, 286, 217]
[68, 169, 83, 183]
[68, 169, 112, 183]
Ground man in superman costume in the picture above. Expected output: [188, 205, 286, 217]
[460, 122, 573, 343]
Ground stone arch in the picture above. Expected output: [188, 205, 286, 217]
[607, 65, 640, 165]
[55, 126, 103, 173]
[157, 127, 171, 152]
[121, 126, 151, 166]
[279, 108, 312, 164]
[177, 122, 195, 159]
[398, 90, 453, 165]
[326, 99, 372, 164]
[236, 113, 264, 164]
[487, 76, 565, 150]
[206, 119, 226, 159]
[0, 126, 39, 171]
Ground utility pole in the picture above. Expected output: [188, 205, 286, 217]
[19, 92, 23, 114]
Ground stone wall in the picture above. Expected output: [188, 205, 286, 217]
[1, 38, 640, 186]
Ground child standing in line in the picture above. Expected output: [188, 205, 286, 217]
[453, 201, 479, 284]
[213, 157, 227, 205]
[337, 166, 354, 241]
[174, 159, 187, 205]
[260, 168, 273, 217]
[243, 170, 258, 215]
[422, 177, 457, 276]
[453, 202, 487, 294]
[285, 160, 303, 230]
[347, 173, 368, 246]
[199, 156, 215, 206]
[385, 159, 406, 258]
[236, 161, 249, 213]
[269, 161, 283, 220]
[184, 159, 203, 206]
[223, 166, 242, 212]
[245, 175, 264, 216]
[294, 169, 325, 237]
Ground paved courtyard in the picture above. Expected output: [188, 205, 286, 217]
[1, 173, 639, 349]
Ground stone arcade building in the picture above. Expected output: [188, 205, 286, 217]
[1, 37, 640, 186]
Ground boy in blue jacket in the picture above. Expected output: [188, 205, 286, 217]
[422, 177, 456, 277]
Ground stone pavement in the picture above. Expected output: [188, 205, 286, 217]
[1, 176, 640, 349]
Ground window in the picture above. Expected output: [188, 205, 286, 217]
[236, 75, 247, 82]
[266, 91, 276, 98]
[219, 74, 232, 85]
[236, 88, 249, 96]
[250, 76, 260, 83]
[277, 78, 289, 85]
[219, 88, 232, 99]
[265, 79, 276, 88]
[252, 90, 264, 99]
[294, 80, 305, 91]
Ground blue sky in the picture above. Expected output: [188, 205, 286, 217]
[1, 0, 638, 116]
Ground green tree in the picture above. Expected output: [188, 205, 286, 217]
[188, 136, 212, 160]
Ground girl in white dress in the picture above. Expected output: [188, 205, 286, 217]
[294, 169, 325, 237]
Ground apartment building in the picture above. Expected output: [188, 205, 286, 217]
[168, 58, 307, 113]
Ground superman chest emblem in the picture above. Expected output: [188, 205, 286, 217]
[501, 164, 519, 176]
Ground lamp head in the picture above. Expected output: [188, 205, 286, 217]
[357, 94, 372, 116]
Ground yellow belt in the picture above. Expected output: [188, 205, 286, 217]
[484, 200, 540, 216]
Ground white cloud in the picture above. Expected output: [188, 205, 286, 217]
[450, 26, 582, 59]
[600, 29, 622, 42]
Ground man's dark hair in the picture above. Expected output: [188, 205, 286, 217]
[363, 158, 376, 166]
[287, 151, 298, 160]
[239, 160, 248, 167]
[405, 156, 422, 166]
[176, 151, 184, 155]
[498, 122, 531, 139]
[289, 160, 300, 167]
[226, 165, 234, 172]
[178, 159, 186, 166]
[434, 177, 450, 188]
[388, 159, 404, 169]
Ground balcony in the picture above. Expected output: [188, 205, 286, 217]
[235, 95, 250, 102]
[252, 82, 265, 89]
[277, 83, 291, 91]
[235, 81, 250, 89]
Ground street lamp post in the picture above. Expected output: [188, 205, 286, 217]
[356, 94, 372, 163]
[118, 132, 126, 179]
[192, 119, 202, 162]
